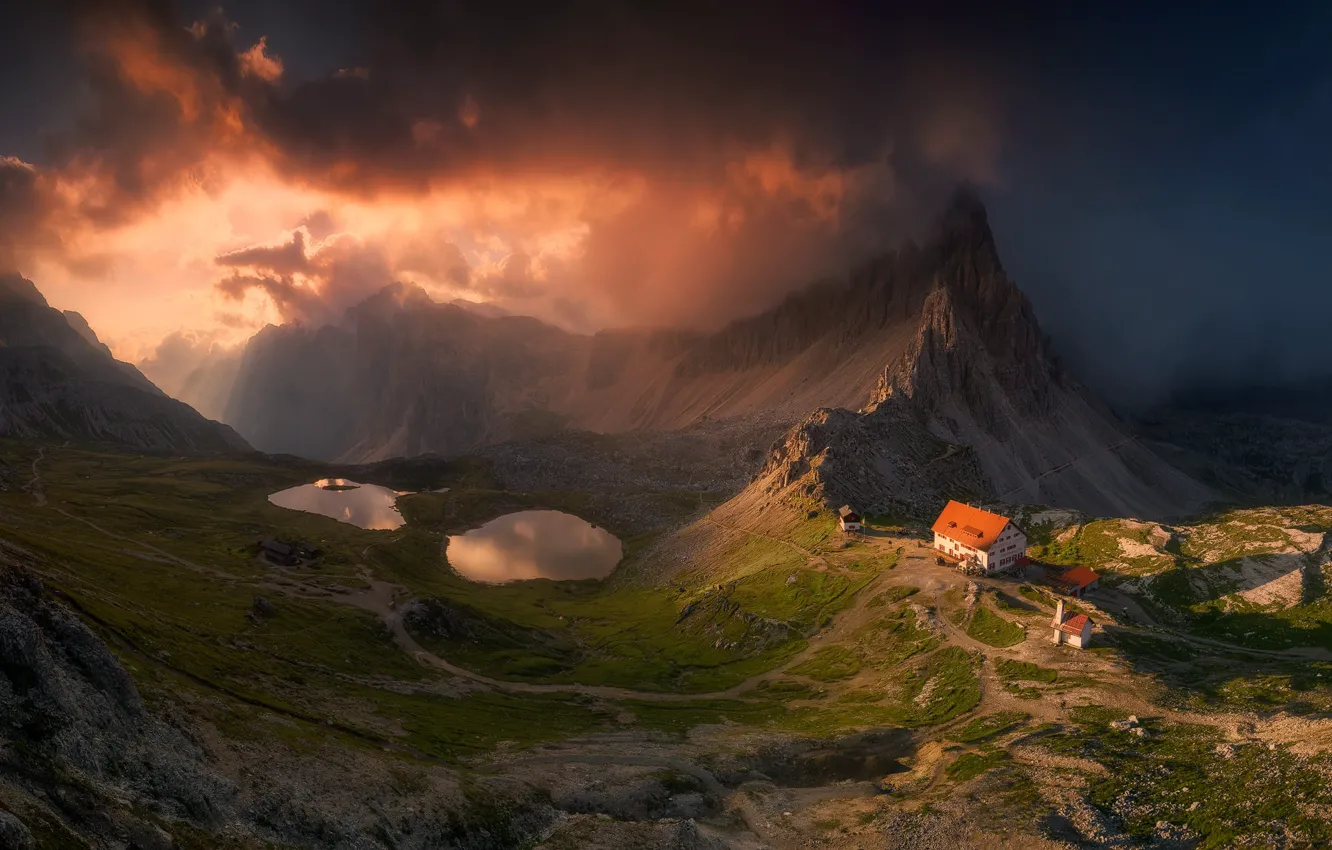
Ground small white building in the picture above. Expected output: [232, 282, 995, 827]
[838, 505, 862, 533]
[930, 500, 1027, 574]
[1051, 598, 1093, 649]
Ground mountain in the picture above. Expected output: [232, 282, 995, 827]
[214, 189, 1207, 517]
[0, 274, 249, 453]
[720, 191, 1213, 522]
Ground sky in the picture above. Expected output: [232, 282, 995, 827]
[0, 1, 1329, 404]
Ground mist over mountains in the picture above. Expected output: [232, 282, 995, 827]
[128, 188, 1210, 518]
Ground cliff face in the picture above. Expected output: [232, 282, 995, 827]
[855, 190, 1211, 518]
[715, 187, 1211, 521]
[217, 212, 942, 462]
[0, 275, 249, 454]
[223, 284, 585, 461]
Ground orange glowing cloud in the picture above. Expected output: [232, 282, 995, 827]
[103, 21, 206, 122]
[239, 36, 284, 82]
[5, 3, 1005, 366]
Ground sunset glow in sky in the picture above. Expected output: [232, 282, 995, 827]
[3, 2, 994, 364]
[3, 2, 1331, 400]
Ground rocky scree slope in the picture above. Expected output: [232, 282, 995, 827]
[0, 274, 248, 453]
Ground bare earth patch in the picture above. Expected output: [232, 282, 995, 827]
[1117, 537, 1161, 560]
[1232, 557, 1306, 608]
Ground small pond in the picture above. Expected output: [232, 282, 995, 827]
[446, 510, 622, 583]
[267, 478, 407, 530]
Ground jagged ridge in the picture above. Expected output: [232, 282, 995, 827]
[0, 275, 249, 454]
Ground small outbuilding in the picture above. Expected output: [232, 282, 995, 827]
[838, 505, 862, 533]
[1051, 598, 1093, 648]
[1051, 566, 1101, 598]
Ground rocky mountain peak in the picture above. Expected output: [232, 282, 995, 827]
[938, 182, 993, 245]
[867, 190, 1060, 421]
[348, 281, 437, 323]
[0, 273, 48, 307]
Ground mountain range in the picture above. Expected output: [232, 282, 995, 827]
[0, 188, 1219, 518]
[160, 188, 1205, 518]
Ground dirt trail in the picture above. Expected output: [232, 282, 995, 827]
[52, 507, 233, 579]
[26, 446, 46, 506]
[29, 485, 1332, 714]
[322, 564, 903, 703]
[864, 533, 1332, 663]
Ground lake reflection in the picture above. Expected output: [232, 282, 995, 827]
[267, 478, 407, 530]
[447, 510, 622, 583]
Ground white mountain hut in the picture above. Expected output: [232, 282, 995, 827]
[838, 505, 862, 533]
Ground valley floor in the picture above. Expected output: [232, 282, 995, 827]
[3, 442, 1332, 848]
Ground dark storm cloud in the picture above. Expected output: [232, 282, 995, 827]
[47, 0, 1010, 200]
[8, 0, 1331, 402]
[28, 0, 1014, 333]
[242, 1, 1011, 189]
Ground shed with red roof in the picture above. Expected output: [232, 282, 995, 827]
[1051, 598, 1093, 648]
[1051, 566, 1101, 598]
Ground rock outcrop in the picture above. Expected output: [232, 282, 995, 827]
[0, 559, 726, 848]
[741, 398, 993, 521]
[0, 560, 235, 844]
[0, 274, 249, 454]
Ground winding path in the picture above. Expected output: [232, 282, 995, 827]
[26, 446, 46, 506]
[322, 565, 896, 703]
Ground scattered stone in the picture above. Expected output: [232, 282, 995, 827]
[251, 596, 276, 618]
[0, 811, 35, 850]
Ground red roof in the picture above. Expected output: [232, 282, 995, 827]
[930, 501, 1011, 552]
[1058, 613, 1091, 635]
[1056, 566, 1101, 590]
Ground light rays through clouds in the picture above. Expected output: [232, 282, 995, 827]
[1, 2, 1005, 362]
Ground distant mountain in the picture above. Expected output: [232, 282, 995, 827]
[0, 274, 249, 453]
[214, 189, 1208, 517]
